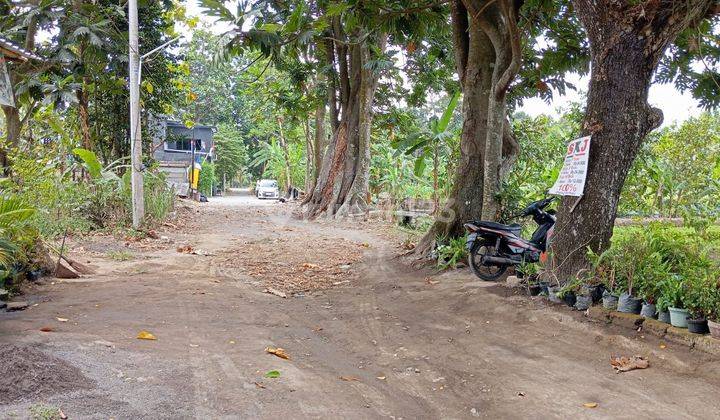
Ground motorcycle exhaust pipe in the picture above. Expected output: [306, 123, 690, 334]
[482, 255, 520, 266]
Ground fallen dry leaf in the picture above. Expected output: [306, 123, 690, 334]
[176, 245, 194, 253]
[254, 381, 266, 389]
[264, 287, 287, 298]
[302, 263, 320, 269]
[660, 344, 667, 349]
[610, 355, 649, 373]
[340, 376, 360, 382]
[136, 330, 157, 340]
[583, 402, 598, 408]
[265, 346, 290, 360]
[39, 326, 54, 332]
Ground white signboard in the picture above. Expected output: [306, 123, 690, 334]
[549, 136, 591, 197]
[0, 56, 14, 108]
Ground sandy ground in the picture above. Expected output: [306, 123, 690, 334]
[1, 190, 720, 419]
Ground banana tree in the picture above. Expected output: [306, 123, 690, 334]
[394, 92, 459, 213]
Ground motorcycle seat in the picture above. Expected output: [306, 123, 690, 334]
[475, 221, 522, 233]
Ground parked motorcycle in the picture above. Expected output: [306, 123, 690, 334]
[464, 197, 556, 281]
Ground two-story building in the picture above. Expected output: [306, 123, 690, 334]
[151, 118, 215, 196]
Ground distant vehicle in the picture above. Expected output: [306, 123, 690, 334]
[256, 179, 280, 199]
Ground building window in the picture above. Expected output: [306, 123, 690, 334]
[165, 133, 202, 152]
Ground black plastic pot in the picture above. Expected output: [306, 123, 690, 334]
[27, 270, 42, 282]
[640, 302, 657, 319]
[574, 294, 592, 311]
[586, 284, 604, 304]
[602, 290, 619, 310]
[528, 285, 542, 296]
[548, 286, 562, 304]
[687, 318, 710, 335]
[658, 310, 671, 324]
[539, 281, 550, 296]
[562, 291, 577, 308]
[617, 293, 642, 314]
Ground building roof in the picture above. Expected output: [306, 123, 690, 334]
[165, 120, 216, 131]
[0, 35, 43, 62]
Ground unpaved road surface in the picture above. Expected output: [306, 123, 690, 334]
[2, 192, 720, 419]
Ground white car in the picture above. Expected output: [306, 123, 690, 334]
[256, 179, 280, 199]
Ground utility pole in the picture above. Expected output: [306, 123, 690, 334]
[128, 0, 144, 228]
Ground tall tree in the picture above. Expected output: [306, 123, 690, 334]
[414, 0, 587, 255]
[550, 0, 718, 282]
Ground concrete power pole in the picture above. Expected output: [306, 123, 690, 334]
[128, 0, 144, 228]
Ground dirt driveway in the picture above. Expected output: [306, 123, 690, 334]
[2, 192, 720, 419]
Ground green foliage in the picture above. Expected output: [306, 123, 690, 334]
[214, 123, 249, 187]
[684, 271, 718, 318]
[250, 139, 304, 191]
[0, 195, 36, 269]
[620, 113, 720, 218]
[436, 235, 467, 270]
[499, 107, 581, 221]
[198, 161, 217, 196]
[106, 250, 134, 261]
[656, 276, 685, 312]
[141, 170, 176, 224]
[592, 223, 720, 316]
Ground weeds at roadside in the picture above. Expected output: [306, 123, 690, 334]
[106, 250, 134, 261]
[29, 404, 62, 420]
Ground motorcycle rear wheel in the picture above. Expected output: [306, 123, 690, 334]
[468, 240, 507, 281]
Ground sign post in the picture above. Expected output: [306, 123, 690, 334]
[549, 136, 591, 212]
[549, 136, 591, 196]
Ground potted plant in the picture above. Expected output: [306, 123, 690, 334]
[663, 275, 689, 328]
[656, 293, 672, 324]
[637, 257, 669, 319]
[684, 273, 713, 335]
[587, 247, 617, 309]
[519, 262, 542, 296]
[548, 280, 563, 304]
[558, 279, 579, 308]
[707, 280, 720, 339]
[573, 269, 595, 310]
[616, 266, 643, 314]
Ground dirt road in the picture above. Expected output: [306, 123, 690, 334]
[2, 192, 720, 419]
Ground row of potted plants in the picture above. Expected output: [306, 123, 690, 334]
[527, 224, 720, 338]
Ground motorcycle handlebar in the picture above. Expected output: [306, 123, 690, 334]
[521, 197, 556, 217]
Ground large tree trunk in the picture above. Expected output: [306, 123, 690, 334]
[77, 85, 92, 150]
[415, 0, 520, 256]
[302, 30, 385, 218]
[276, 117, 293, 192]
[415, 5, 493, 253]
[313, 102, 326, 179]
[0, 105, 21, 170]
[304, 117, 313, 193]
[549, 0, 715, 282]
[477, 0, 521, 220]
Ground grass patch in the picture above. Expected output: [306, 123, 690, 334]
[106, 250, 134, 261]
[29, 404, 62, 420]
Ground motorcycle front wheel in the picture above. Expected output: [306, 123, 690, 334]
[468, 240, 507, 281]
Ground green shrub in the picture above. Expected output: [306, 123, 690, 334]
[436, 235, 467, 269]
[596, 223, 720, 316]
[198, 161, 216, 196]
